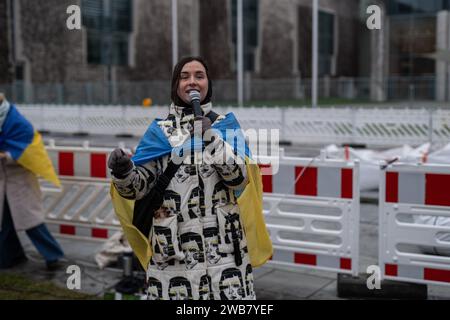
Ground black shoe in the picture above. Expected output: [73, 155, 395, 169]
[0, 255, 28, 269]
[14, 255, 28, 267]
[46, 260, 63, 271]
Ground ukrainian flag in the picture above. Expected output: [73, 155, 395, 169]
[0, 102, 60, 187]
[111, 113, 272, 269]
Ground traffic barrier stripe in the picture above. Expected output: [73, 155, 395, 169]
[341, 169, 353, 199]
[272, 250, 352, 271]
[385, 171, 450, 207]
[91, 227, 109, 239]
[258, 164, 353, 199]
[295, 252, 317, 265]
[48, 223, 110, 239]
[49, 150, 110, 179]
[60, 225, 75, 235]
[385, 172, 398, 203]
[340, 257, 352, 270]
[425, 174, 450, 207]
[385, 263, 450, 284]
[385, 263, 398, 277]
[259, 164, 273, 193]
[91, 154, 108, 178]
[295, 167, 317, 196]
[424, 268, 450, 283]
[59, 152, 74, 176]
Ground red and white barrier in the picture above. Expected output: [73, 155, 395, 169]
[47, 146, 112, 179]
[258, 155, 360, 276]
[47, 222, 120, 240]
[384, 169, 450, 207]
[271, 249, 353, 273]
[379, 162, 450, 286]
[259, 163, 353, 199]
[43, 145, 361, 278]
[42, 144, 124, 242]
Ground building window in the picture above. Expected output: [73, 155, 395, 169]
[319, 11, 334, 76]
[231, 0, 258, 72]
[388, 0, 447, 15]
[389, 14, 436, 76]
[81, 0, 132, 66]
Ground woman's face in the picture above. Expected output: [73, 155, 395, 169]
[176, 60, 209, 105]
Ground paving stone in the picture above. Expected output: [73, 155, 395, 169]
[254, 269, 333, 299]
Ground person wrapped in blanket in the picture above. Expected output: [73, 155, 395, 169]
[109, 57, 260, 300]
[0, 93, 64, 271]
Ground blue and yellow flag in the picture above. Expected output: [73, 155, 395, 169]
[0, 103, 60, 187]
[111, 113, 272, 269]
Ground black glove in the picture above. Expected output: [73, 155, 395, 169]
[108, 148, 133, 178]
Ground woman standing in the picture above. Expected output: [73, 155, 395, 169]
[109, 57, 271, 300]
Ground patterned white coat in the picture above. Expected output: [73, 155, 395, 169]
[112, 103, 256, 300]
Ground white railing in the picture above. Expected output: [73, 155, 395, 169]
[19, 104, 450, 146]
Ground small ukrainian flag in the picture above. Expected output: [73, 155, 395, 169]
[0, 96, 60, 187]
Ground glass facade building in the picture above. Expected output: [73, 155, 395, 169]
[386, 0, 450, 99]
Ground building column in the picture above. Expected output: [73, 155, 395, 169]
[369, 1, 387, 102]
[191, 0, 200, 56]
[11, 0, 32, 103]
[436, 11, 449, 101]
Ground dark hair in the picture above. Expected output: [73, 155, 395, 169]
[171, 56, 213, 108]
[147, 277, 163, 298]
[219, 267, 244, 300]
[168, 276, 193, 300]
[180, 231, 204, 249]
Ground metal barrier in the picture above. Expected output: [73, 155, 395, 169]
[379, 162, 450, 286]
[41, 144, 360, 278]
[46, 141, 114, 179]
[42, 144, 122, 241]
[19, 104, 450, 146]
[258, 154, 360, 277]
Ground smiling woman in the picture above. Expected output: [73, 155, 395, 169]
[109, 56, 272, 300]
[171, 57, 213, 109]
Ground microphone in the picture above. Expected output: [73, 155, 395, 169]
[188, 90, 203, 164]
[189, 90, 202, 118]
